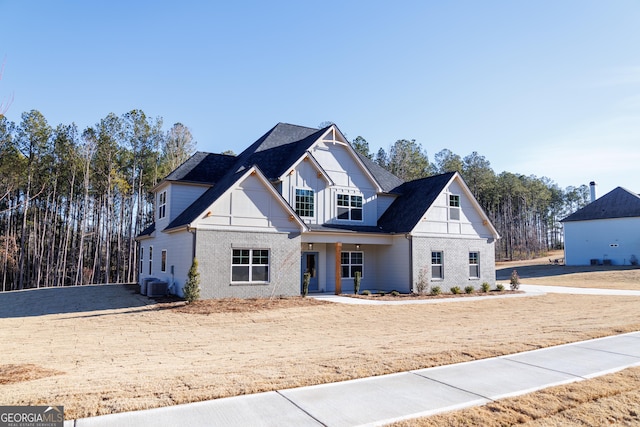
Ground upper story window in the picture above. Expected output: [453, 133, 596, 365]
[158, 191, 167, 219]
[295, 189, 315, 218]
[337, 194, 363, 221]
[449, 194, 460, 220]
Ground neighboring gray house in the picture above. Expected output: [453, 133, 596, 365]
[136, 123, 500, 299]
[562, 186, 640, 266]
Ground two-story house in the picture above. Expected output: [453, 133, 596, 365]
[136, 123, 499, 299]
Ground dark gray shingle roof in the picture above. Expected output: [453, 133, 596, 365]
[155, 122, 441, 234]
[163, 152, 238, 184]
[377, 172, 456, 233]
[561, 187, 640, 222]
[356, 153, 404, 193]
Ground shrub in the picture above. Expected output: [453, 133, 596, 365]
[464, 285, 474, 294]
[415, 267, 429, 295]
[450, 286, 461, 295]
[430, 286, 441, 296]
[183, 258, 201, 304]
[378, 291, 386, 296]
[354, 270, 362, 295]
[302, 272, 311, 297]
[496, 284, 505, 291]
[361, 290, 371, 296]
[391, 290, 400, 297]
[481, 282, 491, 293]
[510, 269, 520, 290]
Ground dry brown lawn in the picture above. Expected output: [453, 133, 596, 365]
[497, 250, 640, 290]
[1, 252, 639, 423]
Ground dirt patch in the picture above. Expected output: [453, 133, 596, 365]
[173, 296, 329, 314]
[0, 364, 64, 385]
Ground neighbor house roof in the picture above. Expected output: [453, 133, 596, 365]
[377, 172, 456, 233]
[562, 187, 640, 222]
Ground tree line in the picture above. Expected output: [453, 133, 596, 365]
[0, 109, 195, 291]
[353, 136, 590, 260]
[0, 111, 589, 291]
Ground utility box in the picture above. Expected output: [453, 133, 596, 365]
[140, 277, 157, 296]
[147, 280, 168, 297]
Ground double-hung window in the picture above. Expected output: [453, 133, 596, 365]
[341, 251, 363, 278]
[431, 251, 443, 280]
[295, 189, 314, 218]
[232, 249, 270, 283]
[469, 252, 480, 278]
[158, 191, 167, 219]
[337, 194, 363, 221]
[449, 194, 460, 220]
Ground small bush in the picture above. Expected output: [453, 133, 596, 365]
[361, 290, 371, 296]
[391, 290, 400, 296]
[430, 286, 441, 296]
[496, 284, 505, 291]
[354, 270, 362, 295]
[510, 269, 520, 290]
[183, 258, 201, 304]
[415, 267, 429, 295]
[464, 285, 474, 294]
[481, 282, 491, 293]
[302, 272, 311, 297]
[378, 291, 386, 296]
[450, 286, 461, 295]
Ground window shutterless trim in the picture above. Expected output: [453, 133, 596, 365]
[231, 248, 270, 283]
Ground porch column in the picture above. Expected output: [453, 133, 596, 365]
[335, 242, 342, 295]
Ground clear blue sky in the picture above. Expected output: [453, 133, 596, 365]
[2, 1, 639, 196]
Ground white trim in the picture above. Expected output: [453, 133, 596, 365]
[185, 166, 309, 233]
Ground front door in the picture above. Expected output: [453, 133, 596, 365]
[301, 252, 319, 292]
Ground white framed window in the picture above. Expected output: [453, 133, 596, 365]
[158, 191, 167, 219]
[449, 194, 460, 220]
[161, 249, 167, 273]
[232, 249, 270, 283]
[431, 251, 443, 280]
[295, 188, 314, 218]
[140, 247, 144, 274]
[469, 252, 480, 278]
[341, 251, 363, 278]
[337, 194, 363, 221]
[148, 246, 153, 275]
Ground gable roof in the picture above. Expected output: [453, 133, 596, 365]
[376, 172, 499, 238]
[165, 165, 308, 232]
[562, 187, 640, 222]
[377, 172, 456, 233]
[234, 123, 327, 180]
[163, 152, 237, 185]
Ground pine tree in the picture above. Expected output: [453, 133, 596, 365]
[183, 258, 201, 303]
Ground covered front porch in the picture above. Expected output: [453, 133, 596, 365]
[299, 229, 412, 295]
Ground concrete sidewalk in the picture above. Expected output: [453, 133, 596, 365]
[70, 332, 640, 427]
